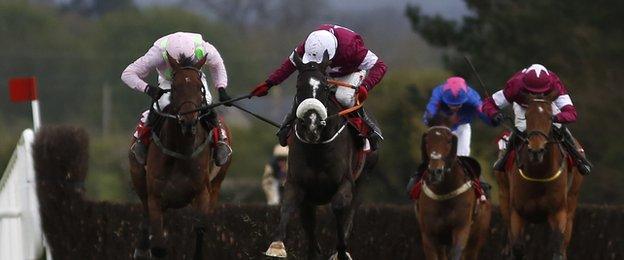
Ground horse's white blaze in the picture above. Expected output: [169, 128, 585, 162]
[538, 106, 544, 113]
[309, 113, 318, 131]
[435, 131, 441, 136]
[309, 77, 320, 98]
[185, 77, 190, 83]
[430, 151, 442, 160]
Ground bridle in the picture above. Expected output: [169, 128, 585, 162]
[425, 126, 457, 174]
[150, 66, 212, 159]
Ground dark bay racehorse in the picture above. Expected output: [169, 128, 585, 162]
[497, 92, 583, 260]
[416, 115, 491, 260]
[129, 53, 232, 258]
[264, 51, 378, 260]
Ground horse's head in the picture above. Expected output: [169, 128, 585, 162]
[166, 52, 207, 136]
[522, 91, 558, 163]
[422, 117, 457, 185]
[292, 50, 332, 143]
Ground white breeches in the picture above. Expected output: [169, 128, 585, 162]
[512, 102, 561, 132]
[453, 123, 471, 156]
[332, 70, 366, 107]
[133, 74, 212, 138]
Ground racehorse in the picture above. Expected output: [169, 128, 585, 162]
[264, 51, 378, 260]
[128, 53, 232, 258]
[496, 92, 583, 260]
[416, 114, 491, 260]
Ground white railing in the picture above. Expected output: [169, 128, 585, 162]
[0, 129, 51, 260]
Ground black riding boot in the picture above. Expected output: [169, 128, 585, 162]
[132, 110, 165, 165]
[276, 105, 297, 147]
[406, 161, 428, 196]
[202, 111, 232, 166]
[559, 127, 592, 175]
[358, 108, 383, 151]
[493, 132, 517, 172]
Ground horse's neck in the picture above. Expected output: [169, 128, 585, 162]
[521, 142, 563, 174]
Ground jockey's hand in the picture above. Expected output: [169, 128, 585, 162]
[250, 82, 271, 97]
[218, 87, 232, 106]
[145, 84, 165, 100]
[491, 112, 505, 126]
[357, 85, 368, 103]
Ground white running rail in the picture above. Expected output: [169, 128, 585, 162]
[0, 129, 51, 260]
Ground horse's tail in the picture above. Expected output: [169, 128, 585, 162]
[33, 125, 89, 198]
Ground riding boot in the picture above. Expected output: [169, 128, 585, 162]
[203, 111, 232, 167]
[480, 180, 492, 198]
[276, 110, 296, 147]
[358, 108, 383, 151]
[132, 110, 164, 165]
[492, 132, 516, 172]
[559, 126, 592, 175]
[405, 162, 428, 196]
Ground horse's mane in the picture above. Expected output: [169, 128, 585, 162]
[177, 54, 194, 67]
[427, 112, 453, 128]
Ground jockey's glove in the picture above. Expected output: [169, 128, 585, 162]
[491, 112, 505, 127]
[250, 82, 271, 97]
[145, 84, 165, 100]
[357, 85, 369, 103]
[218, 87, 232, 106]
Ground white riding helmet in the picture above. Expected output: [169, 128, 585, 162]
[165, 33, 203, 62]
[302, 30, 337, 64]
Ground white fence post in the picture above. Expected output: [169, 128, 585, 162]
[0, 129, 52, 260]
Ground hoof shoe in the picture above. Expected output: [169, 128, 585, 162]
[133, 248, 151, 259]
[264, 241, 287, 258]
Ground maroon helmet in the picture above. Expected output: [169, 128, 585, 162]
[521, 64, 553, 93]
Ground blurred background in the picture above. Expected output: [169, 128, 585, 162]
[1, 0, 622, 205]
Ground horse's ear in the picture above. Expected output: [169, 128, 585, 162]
[450, 134, 458, 158]
[194, 54, 207, 69]
[292, 51, 304, 69]
[320, 50, 330, 68]
[166, 52, 181, 71]
[420, 133, 428, 163]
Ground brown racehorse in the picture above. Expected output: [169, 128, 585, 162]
[497, 92, 583, 260]
[128, 53, 231, 258]
[416, 117, 491, 260]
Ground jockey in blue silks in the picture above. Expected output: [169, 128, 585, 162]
[407, 76, 491, 199]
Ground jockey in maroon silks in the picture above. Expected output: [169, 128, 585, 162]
[249, 24, 387, 150]
[482, 64, 592, 175]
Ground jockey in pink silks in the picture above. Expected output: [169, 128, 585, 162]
[121, 32, 232, 166]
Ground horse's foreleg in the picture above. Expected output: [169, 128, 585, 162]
[133, 203, 151, 259]
[547, 209, 567, 260]
[330, 181, 357, 260]
[421, 234, 439, 260]
[496, 170, 512, 257]
[564, 170, 583, 258]
[265, 182, 303, 258]
[449, 218, 472, 260]
[300, 203, 321, 259]
[509, 209, 526, 260]
[147, 195, 167, 258]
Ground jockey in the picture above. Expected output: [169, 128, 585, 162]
[262, 145, 289, 206]
[121, 32, 232, 166]
[248, 24, 387, 149]
[424, 76, 490, 156]
[482, 64, 592, 175]
[406, 77, 491, 198]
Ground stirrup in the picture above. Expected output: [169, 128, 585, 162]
[213, 141, 232, 166]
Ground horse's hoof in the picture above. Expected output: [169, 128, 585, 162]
[133, 248, 151, 259]
[150, 246, 167, 258]
[329, 252, 352, 260]
[264, 241, 287, 258]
